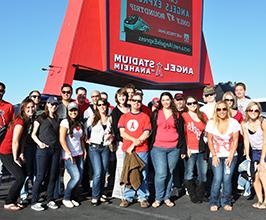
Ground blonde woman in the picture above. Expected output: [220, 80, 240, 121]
[206, 101, 241, 211]
[242, 102, 266, 209]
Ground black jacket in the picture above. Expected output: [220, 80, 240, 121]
[149, 110, 187, 154]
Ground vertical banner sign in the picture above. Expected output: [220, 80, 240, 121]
[120, 0, 192, 55]
[108, 0, 203, 84]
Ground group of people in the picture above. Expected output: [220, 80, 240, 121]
[0, 81, 265, 213]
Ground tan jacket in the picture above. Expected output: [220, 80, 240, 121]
[120, 152, 145, 190]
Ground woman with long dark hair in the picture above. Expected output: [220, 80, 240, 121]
[31, 97, 61, 211]
[60, 102, 86, 208]
[206, 101, 240, 211]
[0, 98, 35, 210]
[86, 98, 113, 206]
[182, 96, 208, 203]
[150, 92, 186, 208]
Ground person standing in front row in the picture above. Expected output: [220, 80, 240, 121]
[60, 102, 86, 208]
[30, 97, 61, 211]
[118, 93, 151, 208]
[0, 98, 35, 211]
[150, 92, 186, 208]
[242, 102, 266, 209]
[182, 96, 208, 203]
[206, 101, 241, 212]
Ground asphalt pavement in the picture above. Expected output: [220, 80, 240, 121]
[0, 179, 265, 220]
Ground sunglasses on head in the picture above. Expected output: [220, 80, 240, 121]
[216, 108, 227, 112]
[225, 98, 234, 102]
[186, 101, 197, 106]
[205, 93, 215, 97]
[247, 109, 259, 113]
[62, 90, 71, 94]
[131, 99, 142, 103]
[31, 95, 40, 99]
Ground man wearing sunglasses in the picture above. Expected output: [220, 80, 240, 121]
[0, 82, 14, 186]
[200, 86, 217, 120]
[118, 93, 151, 208]
[57, 83, 73, 121]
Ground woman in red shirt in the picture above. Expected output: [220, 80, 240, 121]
[182, 96, 208, 203]
[150, 92, 186, 208]
[0, 98, 35, 210]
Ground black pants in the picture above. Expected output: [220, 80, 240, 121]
[31, 147, 60, 204]
[0, 154, 26, 204]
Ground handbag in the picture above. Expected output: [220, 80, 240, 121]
[198, 130, 209, 160]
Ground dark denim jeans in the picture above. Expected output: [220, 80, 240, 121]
[184, 152, 208, 182]
[0, 154, 26, 204]
[20, 144, 36, 200]
[151, 147, 180, 201]
[209, 156, 237, 207]
[31, 147, 60, 204]
[89, 145, 110, 199]
[64, 156, 84, 200]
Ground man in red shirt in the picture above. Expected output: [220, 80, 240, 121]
[0, 82, 14, 186]
[118, 93, 151, 208]
[74, 87, 90, 117]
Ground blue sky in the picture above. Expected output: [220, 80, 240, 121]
[1, 0, 265, 105]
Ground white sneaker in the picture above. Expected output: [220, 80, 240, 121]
[71, 200, 80, 207]
[47, 201, 58, 209]
[31, 203, 45, 211]
[62, 199, 74, 208]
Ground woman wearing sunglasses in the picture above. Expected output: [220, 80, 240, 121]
[182, 96, 208, 203]
[242, 102, 266, 209]
[206, 100, 241, 211]
[222, 91, 243, 123]
[86, 98, 112, 206]
[60, 102, 86, 208]
[30, 97, 61, 211]
[150, 92, 186, 208]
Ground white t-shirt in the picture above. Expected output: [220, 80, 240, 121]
[237, 98, 252, 117]
[60, 119, 84, 159]
[200, 102, 216, 120]
[205, 118, 241, 158]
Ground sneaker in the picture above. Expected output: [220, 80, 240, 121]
[31, 203, 45, 211]
[91, 198, 99, 206]
[140, 200, 150, 208]
[71, 200, 80, 207]
[119, 199, 130, 208]
[47, 201, 58, 209]
[62, 200, 74, 208]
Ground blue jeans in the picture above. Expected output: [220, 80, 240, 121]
[31, 147, 60, 204]
[209, 156, 237, 207]
[184, 152, 208, 182]
[89, 145, 110, 199]
[64, 156, 84, 200]
[151, 147, 180, 201]
[124, 151, 150, 202]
